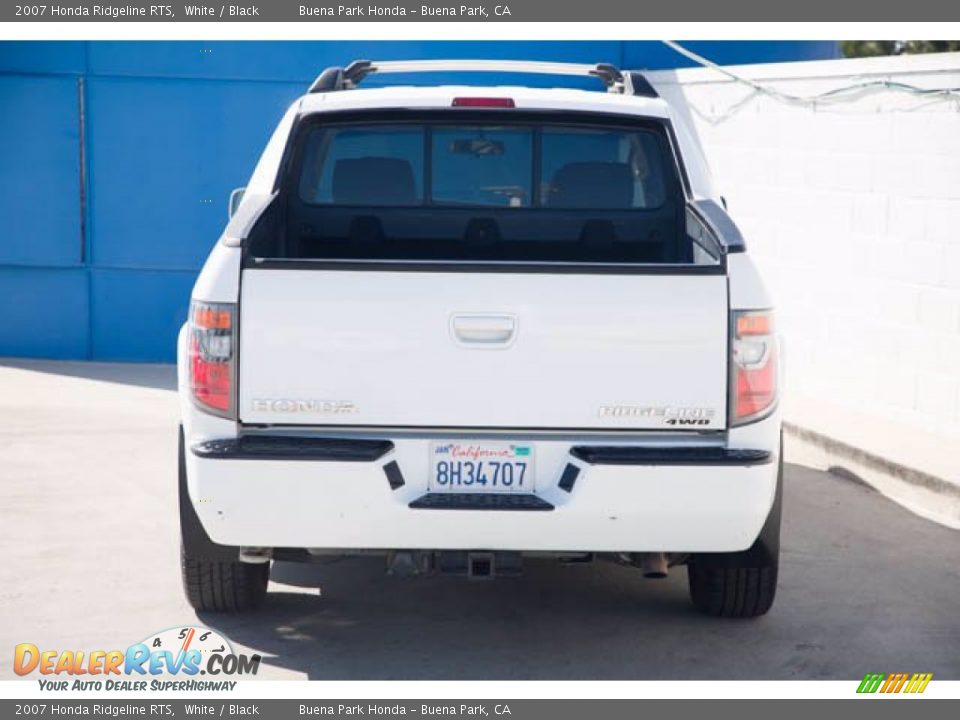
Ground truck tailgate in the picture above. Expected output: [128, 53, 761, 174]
[238, 269, 728, 430]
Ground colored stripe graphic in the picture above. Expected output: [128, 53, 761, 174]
[857, 672, 932, 694]
[905, 673, 933, 694]
[857, 673, 885, 693]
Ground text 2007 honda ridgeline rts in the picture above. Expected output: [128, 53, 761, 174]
[178, 60, 782, 617]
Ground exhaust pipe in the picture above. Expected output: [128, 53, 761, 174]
[239, 547, 272, 564]
[386, 550, 433, 576]
[640, 552, 668, 579]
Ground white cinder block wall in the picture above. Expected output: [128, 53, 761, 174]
[649, 53, 960, 483]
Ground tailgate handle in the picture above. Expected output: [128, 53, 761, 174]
[451, 314, 517, 346]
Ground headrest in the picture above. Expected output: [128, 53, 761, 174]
[547, 161, 634, 209]
[332, 157, 416, 206]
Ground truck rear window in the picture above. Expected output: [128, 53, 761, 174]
[253, 115, 719, 266]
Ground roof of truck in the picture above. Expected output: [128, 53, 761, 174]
[294, 61, 672, 120]
[297, 84, 672, 119]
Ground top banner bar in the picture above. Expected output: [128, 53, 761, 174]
[4, 0, 959, 22]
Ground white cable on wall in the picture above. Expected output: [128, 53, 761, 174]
[660, 40, 960, 124]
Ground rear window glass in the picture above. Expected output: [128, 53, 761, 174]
[541, 127, 667, 209]
[432, 126, 533, 207]
[299, 125, 424, 205]
[297, 124, 669, 210]
[256, 117, 717, 266]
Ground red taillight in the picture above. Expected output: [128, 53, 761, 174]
[736, 313, 771, 337]
[731, 310, 778, 425]
[188, 301, 235, 417]
[451, 97, 515, 108]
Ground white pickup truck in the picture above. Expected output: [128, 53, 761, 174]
[177, 60, 782, 618]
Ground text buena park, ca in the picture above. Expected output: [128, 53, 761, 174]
[302, 705, 513, 716]
[301, 4, 512, 16]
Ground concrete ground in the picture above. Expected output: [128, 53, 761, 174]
[1, 359, 958, 681]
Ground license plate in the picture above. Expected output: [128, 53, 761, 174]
[428, 442, 534, 493]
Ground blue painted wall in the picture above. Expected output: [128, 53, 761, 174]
[0, 41, 839, 362]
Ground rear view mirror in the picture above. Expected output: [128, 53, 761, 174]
[228, 187, 246, 219]
[450, 138, 505, 156]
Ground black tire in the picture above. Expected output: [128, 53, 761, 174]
[687, 442, 782, 618]
[687, 562, 777, 618]
[181, 546, 269, 613]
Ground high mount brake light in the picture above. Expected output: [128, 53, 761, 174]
[188, 301, 236, 418]
[731, 310, 778, 426]
[451, 97, 516, 108]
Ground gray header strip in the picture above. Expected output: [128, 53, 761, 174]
[3, 0, 958, 22]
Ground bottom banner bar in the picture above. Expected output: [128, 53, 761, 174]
[0, 699, 957, 720]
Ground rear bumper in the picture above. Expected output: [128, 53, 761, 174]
[183, 424, 781, 554]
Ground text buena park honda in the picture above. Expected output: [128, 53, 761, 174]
[299, 5, 514, 17]
[302, 705, 514, 716]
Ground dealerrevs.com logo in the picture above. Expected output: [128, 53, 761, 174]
[14, 626, 260, 691]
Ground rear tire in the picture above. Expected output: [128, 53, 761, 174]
[687, 442, 782, 618]
[687, 562, 777, 618]
[181, 546, 269, 613]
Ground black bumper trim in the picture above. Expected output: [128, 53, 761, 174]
[383, 460, 405, 490]
[191, 436, 394, 462]
[570, 446, 772, 466]
[557, 463, 580, 492]
[409, 493, 554, 511]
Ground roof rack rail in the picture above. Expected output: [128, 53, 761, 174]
[307, 59, 659, 98]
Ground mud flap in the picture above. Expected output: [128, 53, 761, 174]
[691, 437, 783, 568]
[178, 426, 241, 562]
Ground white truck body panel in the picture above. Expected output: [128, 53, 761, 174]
[238, 270, 728, 430]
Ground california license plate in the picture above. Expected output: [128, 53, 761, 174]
[428, 442, 535, 493]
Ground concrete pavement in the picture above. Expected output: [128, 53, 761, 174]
[1, 360, 958, 680]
